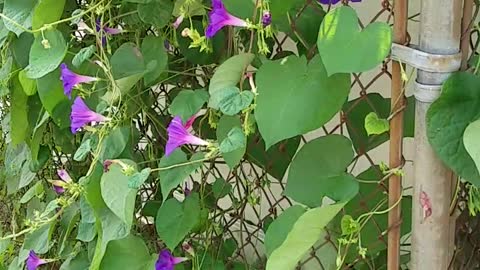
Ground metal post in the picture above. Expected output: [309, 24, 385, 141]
[388, 0, 407, 269]
[411, 0, 462, 269]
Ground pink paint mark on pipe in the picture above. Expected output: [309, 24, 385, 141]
[420, 191, 432, 221]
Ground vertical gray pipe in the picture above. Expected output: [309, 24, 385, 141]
[411, 0, 462, 269]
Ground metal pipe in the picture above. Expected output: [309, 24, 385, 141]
[411, 0, 463, 269]
[388, 0, 408, 269]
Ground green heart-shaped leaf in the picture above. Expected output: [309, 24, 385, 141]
[217, 115, 246, 169]
[285, 135, 358, 207]
[427, 72, 480, 185]
[317, 6, 392, 76]
[216, 87, 254, 116]
[364, 112, 390, 136]
[169, 89, 209, 122]
[26, 29, 67, 79]
[156, 193, 200, 250]
[255, 55, 350, 148]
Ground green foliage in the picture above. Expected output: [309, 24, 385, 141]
[427, 72, 480, 185]
[317, 6, 392, 75]
[0, 1, 411, 269]
[285, 135, 359, 207]
[156, 194, 200, 250]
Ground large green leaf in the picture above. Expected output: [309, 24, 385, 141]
[159, 150, 204, 201]
[2, 0, 37, 36]
[26, 29, 67, 79]
[222, 0, 254, 19]
[32, 0, 66, 31]
[266, 202, 346, 270]
[36, 69, 70, 128]
[317, 6, 392, 75]
[427, 72, 480, 185]
[209, 53, 255, 109]
[464, 119, 480, 175]
[156, 194, 200, 250]
[141, 36, 168, 86]
[256, 55, 350, 148]
[101, 160, 137, 227]
[217, 115, 246, 169]
[285, 135, 358, 207]
[169, 89, 209, 122]
[138, 0, 173, 28]
[264, 205, 306, 257]
[343, 93, 415, 153]
[100, 235, 155, 270]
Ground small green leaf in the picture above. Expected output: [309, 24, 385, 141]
[138, 0, 173, 28]
[74, 138, 92, 162]
[364, 112, 390, 136]
[217, 116, 246, 169]
[264, 205, 306, 257]
[340, 215, 360, 235]
[156, 193, 200, 250]
[215, 87, 254, 116]
[20, 181, 44, 204]
[209, 53, 255, 109]
[169, 89, 209, 122]
[285, 135, 358, 207]
[317, 6, 392, 75]
[25, 29, 67, 79]
[72, 45, 96, 68]
[464, 119, 480, 175]
[159, 150, 204, 201]
[101, 160, 137, 226]
[128, 168, 152, 189]
[266, 202, 347, 270]
[2, 0, 37, 36]
[219, 127, 246, 153]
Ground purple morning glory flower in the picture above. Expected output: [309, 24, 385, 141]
[173, 15, 185, 29]
[26, 251, 47, 270]
[318, 0, 361, 4]
[165, 116, 209, 156]
[262, 11, 272, 27]
[155, 250, 187, 270]
[205, 0, 248, 38]
[53, 169, 72, 194]
[60, 63, 98, 99]
[95, 19, 122, 46]
[70, 97, 109, 134]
